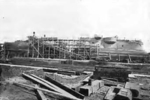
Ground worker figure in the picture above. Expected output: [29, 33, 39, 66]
[88, 78, 92, 86]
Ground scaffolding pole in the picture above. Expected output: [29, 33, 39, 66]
[37, 38, 39, 58]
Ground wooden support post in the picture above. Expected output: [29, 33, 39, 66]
[56, 39, 58, 59]
[77, 40, 79, 60]
[118, 54, 120, 61]
[128, 54, 132, 63]
[43, 36, 45, 58]
[97, 45, 98, 59]
[54, 39, 55, 59]
[63, 41, 65, 59]
[89, 45, 91, 60]
[109, 53, 111, 60]
[84, 45, 85, 60]
[59, 41, 61, 59]
[69, 41, 71, 60]
[32, 33, 35, 58]
[27, 43, 30, 57]
[37, 39, 40, 58]
[48, 46, 50, 58]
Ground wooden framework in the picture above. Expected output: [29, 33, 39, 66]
[0, 32, 149, 62]
[28, 33, 149, 62]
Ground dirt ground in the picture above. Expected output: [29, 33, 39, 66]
[0, 76, 62, 100]
[0, 66, 92, 100]
[1, 58, 150, 100]
[0, 77, 37, 100]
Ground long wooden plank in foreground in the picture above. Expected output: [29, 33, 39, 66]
[45, 75, 84, 99]
[30, 74, 84, 99]
[13, 82, 81, 100]
[22, 73, 66, 94]
[22, 73, 81, 100]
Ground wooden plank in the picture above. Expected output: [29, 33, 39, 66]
[45, 75, 84, 99]
[22, 73, 80, 100]
[35, 85, 48, 100]
[13, 82, 81, 100]
[30, 74, 82, 99]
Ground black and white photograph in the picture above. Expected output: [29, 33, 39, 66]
[0, 0, 150, 100]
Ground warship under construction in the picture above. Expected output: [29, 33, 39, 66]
[0, 33, 148, 62]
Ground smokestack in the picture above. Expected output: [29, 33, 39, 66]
[33, 32, 35, 36]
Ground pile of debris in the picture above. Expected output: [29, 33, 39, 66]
[13, 73, 85, 100]
[0, 63, 150, 100]
[104, 82, 142, 100]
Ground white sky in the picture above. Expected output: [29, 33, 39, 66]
[0, 0, 150, 52]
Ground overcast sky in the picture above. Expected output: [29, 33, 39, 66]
[0, 0, 150, 52]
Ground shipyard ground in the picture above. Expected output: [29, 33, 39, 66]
[0, 65, 107, 100]
[0, 58, 150, 100]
